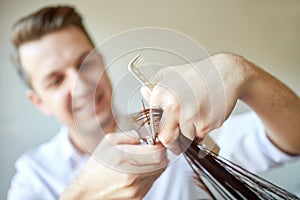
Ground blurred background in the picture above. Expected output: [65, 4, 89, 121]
[1, 0, 299, 199]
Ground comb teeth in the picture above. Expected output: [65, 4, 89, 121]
[128, 54, 158, 89]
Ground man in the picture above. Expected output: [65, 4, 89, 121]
[8, 6, 200, 199]
[8, 5, 300, 199]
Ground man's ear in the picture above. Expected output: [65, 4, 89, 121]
[26, 90, 52, 116]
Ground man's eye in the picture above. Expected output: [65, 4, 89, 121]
[49, 77, 63, 87]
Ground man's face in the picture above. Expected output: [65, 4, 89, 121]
[19, 26, 113, 131]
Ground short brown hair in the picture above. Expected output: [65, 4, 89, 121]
[11, 5, 94, 88]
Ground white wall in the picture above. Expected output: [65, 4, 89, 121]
[1, 0, 300, 199]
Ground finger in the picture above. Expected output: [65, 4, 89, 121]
[116, 153, 168, 173]
[157, 117, 182, 154]
[179, 122, 196, 141]
[94, 142, 168, 173]
[120, 168, 166, 199]
[148, 84, 168, 107]
[157, 111, 179, 147]
[92, 132, 141, 168]
[117, 143, 168, 166]
[160, 139, 182, 155]
[176, 123, 196, 153]
[194, 123, 209, 141]
[105, 131, 140, 145]
[140, 86, 151, 103]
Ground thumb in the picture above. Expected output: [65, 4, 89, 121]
[140, 86, 152, 104]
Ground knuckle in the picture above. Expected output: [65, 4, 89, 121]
[124, 188, 139, 199]
[182, 116, 194, 125]
[214, 120, 223, 129]
[164, 102, 180, 113]
[159, 134, 176, 145]
[194, 122, 210, 139]
[104, 133, 115, 143]
[121, 173, 137, 187]
[151, 86, 164, 97]
[121, 175, 142, 199]
[150, 87, 164, 105]
[152, 150, 166, 164]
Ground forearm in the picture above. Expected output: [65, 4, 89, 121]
[235, 54, 300, 155]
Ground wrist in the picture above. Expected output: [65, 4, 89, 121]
[233, 54, 259, 102]
[232, 54, 257, 99]
[211, 52, 254, 99]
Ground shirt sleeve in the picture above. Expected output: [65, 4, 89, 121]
[7, 155, 41, 200]
[217, 112, 300, 173]
[7, 153, 58, 200]
[254, 112, 300, 164]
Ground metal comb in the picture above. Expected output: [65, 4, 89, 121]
[128, 54, 158, 90]
[128, 54, 161, 144]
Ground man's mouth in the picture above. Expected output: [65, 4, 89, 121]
[73, 92, 104, 114]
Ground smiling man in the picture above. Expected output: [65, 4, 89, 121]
[8, 5, 211, 199]
[19, 25, 114, 151]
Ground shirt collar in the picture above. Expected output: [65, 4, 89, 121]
[59, 126, 89, 164]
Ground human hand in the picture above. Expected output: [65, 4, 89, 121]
[141, 53, 248, 153]
[60, 132, 167, 199]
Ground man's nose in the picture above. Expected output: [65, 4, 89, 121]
[69, 69, 94, 98]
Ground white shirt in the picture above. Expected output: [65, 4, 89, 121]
[217, 112, 299, 172]
[7, 112, 299, 199]
[7, 128, 203, 200]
